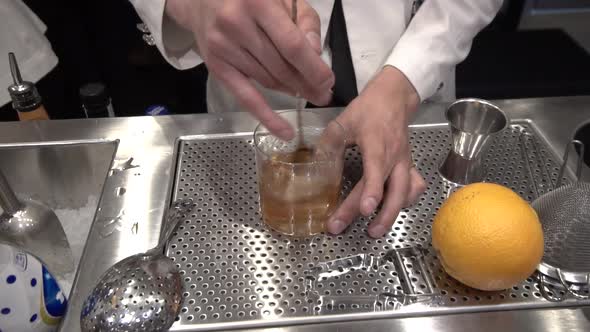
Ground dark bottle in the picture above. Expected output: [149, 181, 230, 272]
[7, 52, 50, 121]
[79, 82, 115, 118]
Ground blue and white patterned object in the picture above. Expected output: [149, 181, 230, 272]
[0, 244, 67, 332]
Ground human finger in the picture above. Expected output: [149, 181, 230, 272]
[368, 163, 411, 238]
[293, 0, 322, 54]
[358, 135, 388, 217]
[404, 167, 427, 207]
[207, 30, 291, 93]
[252, 1, 334, 97]
[327, 180, 364, 235]
[216, 5, 332, 105]
[249, 26, 333, 105]
[206, 56, 295, 140]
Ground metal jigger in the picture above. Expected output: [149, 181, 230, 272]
[439, 98, 509, 185]
[0, 168, 74, 278]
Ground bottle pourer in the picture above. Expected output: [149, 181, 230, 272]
[7, 52, 43, 113]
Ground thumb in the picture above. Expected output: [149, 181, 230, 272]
[296, 1, 322, 54]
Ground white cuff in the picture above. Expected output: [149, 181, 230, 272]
[385, 0, 503, 102]
[386, 45, 441, 103]
[130, 0, 203, 70]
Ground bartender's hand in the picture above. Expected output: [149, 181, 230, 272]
[165, 0, 335, 140]
[327, 66, 427, 238]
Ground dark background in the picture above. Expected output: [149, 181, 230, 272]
[1, 0, 590, 150]
[1, 0, 209, 121]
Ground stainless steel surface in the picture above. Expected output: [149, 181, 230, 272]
[304, 246, 440, 310]
[0, 167, 74, 279]
[0, 141, 118, 295]
[80, 198, 195, 332]
[165, 123, 588, 331]
[0, 141, 118, 210]
[0, 96, 588, 332]
[519, 130, 555, 196]
[238, 308, 590, 332]
[439, 98, 509, 185]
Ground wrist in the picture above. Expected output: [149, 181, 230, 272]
[362, 66, 419, 122]
[379, 66, 420, 110]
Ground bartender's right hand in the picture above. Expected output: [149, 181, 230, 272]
[165, 0, 335, 140]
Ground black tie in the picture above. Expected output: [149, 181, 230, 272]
[308, 0, 358, 108]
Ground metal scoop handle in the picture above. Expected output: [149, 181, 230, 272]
[154, 198, 196, 252]
[0, 169, 23, 216]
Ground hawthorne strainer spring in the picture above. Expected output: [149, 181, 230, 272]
[524, 137, 590, 301]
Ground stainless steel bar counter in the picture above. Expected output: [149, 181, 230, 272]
[0, 96, 589, 332]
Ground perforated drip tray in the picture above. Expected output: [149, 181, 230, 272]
[167, 123, 590, 331]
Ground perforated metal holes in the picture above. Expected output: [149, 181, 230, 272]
[167, 124, 587, 330]
[80, 255, 182, 332]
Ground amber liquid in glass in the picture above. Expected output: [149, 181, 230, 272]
[259, 148, 341, 236]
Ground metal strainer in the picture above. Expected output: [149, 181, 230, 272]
[80, 198, 196, 331]
[523, 136, 590, 300]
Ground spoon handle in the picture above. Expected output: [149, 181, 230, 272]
[155, 198, 196, 251]
[291, 0, 306, 147]
[0, 168, 22, 216]
[291, 0, 297, 23]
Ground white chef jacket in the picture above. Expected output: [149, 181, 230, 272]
[130, 0, 502, 113]
[0, 0, 58, 107]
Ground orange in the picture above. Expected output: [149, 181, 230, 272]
[432, 182, 544, 291]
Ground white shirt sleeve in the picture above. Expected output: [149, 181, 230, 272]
[129, 0, 203, 70]
[386, 0, 503, 101]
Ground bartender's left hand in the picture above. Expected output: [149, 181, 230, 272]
[327, 66, 427, 238]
